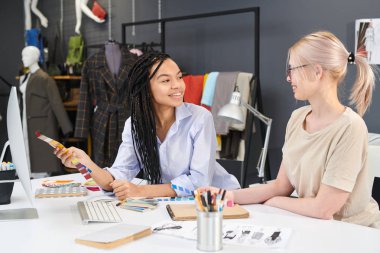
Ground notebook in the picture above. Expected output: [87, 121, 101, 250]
[75, 223, 152, 249]
[166, 204, 250, 221]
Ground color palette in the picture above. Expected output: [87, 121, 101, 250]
[171, 184, 194, 196]
[156, 197, 195, 202]
[35, 131, 92, 180]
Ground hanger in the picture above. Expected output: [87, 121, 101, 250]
[0, 76, 13, 88]
[105, 39, 117, 45]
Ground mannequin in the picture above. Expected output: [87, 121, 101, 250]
[24, 0, 48, 30]
[19, 46, 73, 174]
[75, 0, 105, 34]
[20, 46, 40, 172]
[21, 46, 40, 73]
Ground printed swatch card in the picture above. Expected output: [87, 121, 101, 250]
[152, 220, 292, 249]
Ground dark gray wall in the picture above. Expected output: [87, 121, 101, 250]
[161, 0, 380, 183]
[0, 1, 24, 86]
[0, 1, 24, 156]
[2, 1, 380, 185]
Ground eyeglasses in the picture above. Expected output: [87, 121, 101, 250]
[286, 64, 309, 81]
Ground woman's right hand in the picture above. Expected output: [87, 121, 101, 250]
[196, 186, 235, 203]
[54, 147, 90, 169]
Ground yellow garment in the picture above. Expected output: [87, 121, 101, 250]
[216, 135, 222, 152]
[202, 73, 209, 92]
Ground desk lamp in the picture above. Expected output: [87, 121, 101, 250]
[218, 87, 272, 184]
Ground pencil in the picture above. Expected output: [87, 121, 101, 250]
[116, 199, 126, 207]
[221, 189, 226, 201]
[194, 190, 205, 211]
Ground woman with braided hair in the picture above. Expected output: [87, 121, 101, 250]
[56, 52, 240, 199]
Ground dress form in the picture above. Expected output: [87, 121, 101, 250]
[105, 42, 122, 77]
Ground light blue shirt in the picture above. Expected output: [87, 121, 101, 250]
[106, 103, 240, 196]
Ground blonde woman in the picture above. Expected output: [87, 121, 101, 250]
[199, 31, 380, 228]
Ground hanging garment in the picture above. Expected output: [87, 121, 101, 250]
[211, 72, 239, 135]
[66, 35, 85, 75]
[25, 28, 44, 64]
[230, 72, 253, 131]
[200, 72, 219, 107]
[74, 48, 137, 168]
[47, 24, 65, 76]
[24, 69, 73, 173]
[219, 130, 242, 159]
[183, 75, 204, 105]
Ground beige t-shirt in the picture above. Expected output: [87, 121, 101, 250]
[282, 106, 380, 228]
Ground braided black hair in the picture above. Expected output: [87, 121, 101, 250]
[127, 52, 171, 184]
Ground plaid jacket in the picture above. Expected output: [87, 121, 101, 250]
[74, 48, 137, 167]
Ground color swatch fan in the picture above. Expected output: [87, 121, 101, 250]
[35, 132, 92, 180]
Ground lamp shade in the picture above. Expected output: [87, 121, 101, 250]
[217, 91, 244, 124]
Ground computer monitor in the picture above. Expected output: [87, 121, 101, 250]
[0, 87, 38, 220]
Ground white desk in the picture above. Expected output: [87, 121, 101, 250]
[1, 173, 379, 253]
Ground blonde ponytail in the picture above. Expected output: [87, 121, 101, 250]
[349, 54, 376, 116]
[289, 31, 376, 117]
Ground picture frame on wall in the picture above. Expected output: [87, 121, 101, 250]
[355, 18, 380, 64]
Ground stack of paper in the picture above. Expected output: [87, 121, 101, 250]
[119, 199, 158, 212]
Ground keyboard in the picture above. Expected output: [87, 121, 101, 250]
[77, 201, 122, 224]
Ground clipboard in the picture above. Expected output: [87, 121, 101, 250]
[166, 204, 249, 221]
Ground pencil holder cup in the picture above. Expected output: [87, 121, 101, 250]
[197, 210, 223, 252]
[0, 169, 16, 205]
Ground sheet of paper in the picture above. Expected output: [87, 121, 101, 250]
[152, 220, 292, 249]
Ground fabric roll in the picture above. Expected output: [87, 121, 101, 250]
[211, 72, 239, 135]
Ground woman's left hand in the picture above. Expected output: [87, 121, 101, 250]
[110, 180, 143, 200]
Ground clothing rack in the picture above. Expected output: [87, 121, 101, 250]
[86, 41, 161, 49]
[121, 7, 269, 187]
[85, 42, 162, 58]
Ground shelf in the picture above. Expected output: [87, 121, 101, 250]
[63, 100, 79, 111]
[51, 75, 81, 80]
[15, 75, 81, 80]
